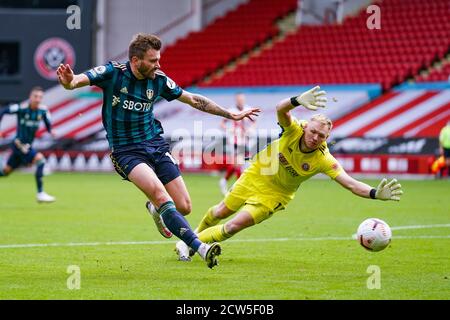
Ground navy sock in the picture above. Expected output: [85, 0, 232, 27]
[35, 163, 44, 193]
[158, 201, 202, 251]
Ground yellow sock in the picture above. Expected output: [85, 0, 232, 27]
[196, 206, 221, 233]
[197, 224, 232, 243]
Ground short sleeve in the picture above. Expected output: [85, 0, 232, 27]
[160, 75, 182, 101]
[321, 153, 343, 180]
[8, 104, 20, 114]
[279, 117, 304, 138]
[84, 62, 115, 88]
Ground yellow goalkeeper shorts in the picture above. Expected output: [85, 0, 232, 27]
[223, 172, 285, 224]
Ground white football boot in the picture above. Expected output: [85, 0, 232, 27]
[174, 240, 192, 262]
[198, 242, 222, 269]
[145, 201, 173, 238]
[36, 191, 56, 203]
[175, 241, 222, 268]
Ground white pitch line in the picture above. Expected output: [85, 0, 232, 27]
[0, 240, 169, 249]
[390, 224, 450, 231]
[0, 235, 449, 249]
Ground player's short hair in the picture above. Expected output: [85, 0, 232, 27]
[30, 86, 44, 93]
[310, 114, 333, 130]
[128, 33, 162, 60]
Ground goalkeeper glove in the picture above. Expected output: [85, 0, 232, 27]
[373, 178, 403, 201]
[291, 86, 327, 111]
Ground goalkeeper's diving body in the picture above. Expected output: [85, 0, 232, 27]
[175, 86, 404, 260]
[56, 33, 260, 269]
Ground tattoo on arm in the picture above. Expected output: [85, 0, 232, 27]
[191, 95, 233, 119]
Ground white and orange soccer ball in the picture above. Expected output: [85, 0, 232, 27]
[357, 218, 392, 252]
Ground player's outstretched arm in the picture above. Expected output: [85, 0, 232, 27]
[335, 171, 403, 201]
[178, 90, 260, 121]
[56, 64, 90, 90]
[276, 85, 327, 127]
[43, 112, 54, 137]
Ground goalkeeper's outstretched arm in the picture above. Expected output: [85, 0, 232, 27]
[276, 85, 327, 127]
[335, 170, 403, 201]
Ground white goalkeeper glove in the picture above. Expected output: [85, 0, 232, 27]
[374, 178, 403, 201]
[291, 86, 327, 111]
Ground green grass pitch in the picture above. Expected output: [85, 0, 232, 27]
[0, 172, 449, 299]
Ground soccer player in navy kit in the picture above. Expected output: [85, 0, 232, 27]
[56, 33, 259, 268]
[0, 87, 56, 203]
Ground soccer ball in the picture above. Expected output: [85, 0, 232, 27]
[357, 218, 392, 252]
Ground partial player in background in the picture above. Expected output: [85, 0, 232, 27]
[219, 93, 257, 195]
[438, 120, 450, 178]
[175, 86, 404, 260]
[0, 87, 56, 203]
[57, 33, 260, 268]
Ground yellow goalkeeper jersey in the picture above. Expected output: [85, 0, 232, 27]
[244, 118, 343, 206]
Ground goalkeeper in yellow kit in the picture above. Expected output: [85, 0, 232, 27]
[175, 86, 404, 261]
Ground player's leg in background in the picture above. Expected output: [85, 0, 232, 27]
[32, 152, 55, 202]
[235, 165, 242, 178]
[129, 163, 220, 266]
[220, 145, 245, 194]
[0, 164, 13, 177]
[220, 165, 235, 195]
[0, 150, 20, 177]
[234, 147, 246, 179]
[444, 150, 450, 178]
[33, 153, 45, 192]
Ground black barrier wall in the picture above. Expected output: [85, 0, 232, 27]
[0, 0, 94, 103]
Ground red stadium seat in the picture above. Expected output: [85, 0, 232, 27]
[160, 0, 297, 87]
[200, 0, 449, 89]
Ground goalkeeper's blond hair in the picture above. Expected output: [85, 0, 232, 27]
[310, 114, 333, 130]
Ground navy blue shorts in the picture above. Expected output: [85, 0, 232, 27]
[7, 142, 37, 169]
[444, 148, 450, 159]
[110, 136, 181, 185]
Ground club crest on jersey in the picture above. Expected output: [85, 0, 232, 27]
[146, 89, 154, 100]
[302, 163, 310, 171]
